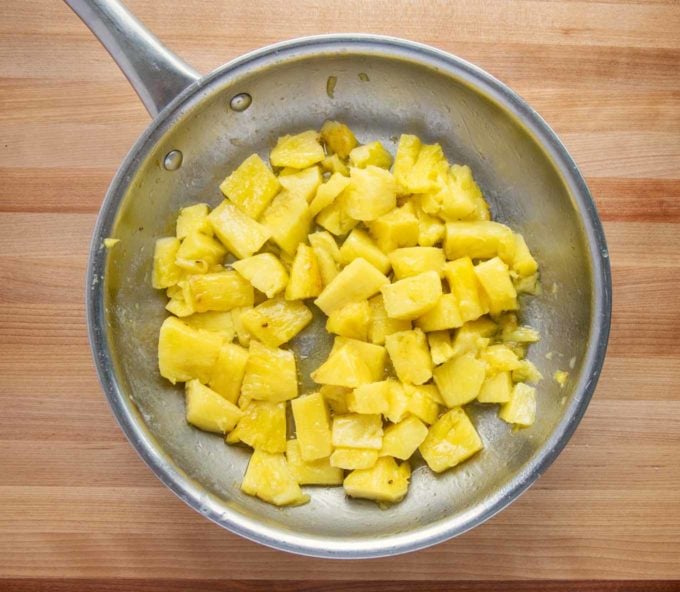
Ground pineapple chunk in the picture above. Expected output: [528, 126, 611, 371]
[512, 233, 538, 278]
[152, 237, 181, 289]
[367, 294, 411, 345]
[450, 317, 498, 358]
[347, 380, 391, 415]
[331, 337, 386, 382]
[183, 311, 235, 340]
[315, 257, 389, 315]
[499, 314, 540, 344]
[326, 300, 370, 341]
[286, 440, 343, 485]
[406, 143, 447, 194]
[431, 166, 478, 221]
[443, 257, 488, 322]
[208, 342, 249, 404]
[231, 305, 254, 347]
[311, 338, 385, 388]
[499, 382, 536, 427]
[307, 231, 341, 262]
[165, 291, 194, 318]
[433, 353, 486, 407]
[481, 344, 521, 373]
[385, 379, 410, 423]
[343, 166, 397, 221]
[187, 271, 254, 313]
[339, 228, 391, 275]
[320, 121, 358, 158]
[478, 370, 513, 404]
[419, 407, 483, 473]
[291, 392, 332, 461]
[278, 166, 322, 202]
[175, 231, 226, 273]
[240, 341, 298, 402]
[415, 293, 464, 332]
[309, 172, 350, 216]
[321, 153, 349, 176]
[385, 328, 433, 385]
[219, 154, 280, 219]
[444, 221, 516, 263]
[158, 316, 223, 384]
[343, 456, 411, 504]
[285, 243, 323, 300]
[227, 400, 286, 453]
[320, 384, 351, 415]
[512, 359, 543, 384]
[413, 199, 446, 247]
[240, 297, 312, 348]
[381, 270, 442, 320]
[176, 203, 212, 239]
[315, 197, 358, 236]
[427, 330, 454, 365]
[393, 134, 422, 194]
[241, 450, 308, 506]
[403, 383, 441, 425]
[380, 416, 429, 460]
[260, 191, 312, 256]
[330, 448, 378, 470]
[349, 141, 393, 169]
[233, 253, 289, 298]
[208, 200, 271, 259]
[474, 257, 518, 314]
[368, 202, 419, 253]
[185, 379, 243, 434]
[388, 247, 445, 280]
[331, 413, 383, 449]
[270, 130, 325, 168]
[308, 231, 341, 286]
[450, 164, 489, 221]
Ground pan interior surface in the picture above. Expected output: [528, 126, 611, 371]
[93, 38, 608, 557]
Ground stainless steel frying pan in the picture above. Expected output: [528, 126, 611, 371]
[68, 0, 612, 558]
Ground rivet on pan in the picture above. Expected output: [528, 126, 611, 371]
[230, 93, 252, 112]
[163, 150, 183, 171]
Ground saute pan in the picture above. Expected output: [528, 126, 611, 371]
[67, 0, 612, 558]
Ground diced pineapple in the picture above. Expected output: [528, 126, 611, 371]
[261, 191, 312, 256]
[315, 196, 358, 236]
[444, 221, 516, 263]
[290, 392, 332, 461]
[419, 407, 483, 473]
[413, 198, 446, 247]
[286, 440, 343, 485]
[207, 342, 249, 404]
[416, 294, 464, 332]
[240, 297, 312, 348]
[514, 272, 541, 295]
[308, 231, 341, 262]
[278, 166, 322, 202]
[450, 164, 490, 221]
[319, 384, 351, 415]
[339, 228, 391, 275]
[474, 257, 518, 314]
[158, 316, 223, 384]
[175, 231, 226, 273]
[499, 382, 536, 427]
[320, 121, 358, 159]
[481, 344, 521, 373]
[443, 257, 488, 322]
[241, 449, 308, 506]
[326, 300, 370, 341]
[388, 247, 445, 280]
[309, 172, 350, 216]
[449, 317, 498, 358]
[347, 380, 391, 415]
[315, 257, 389, 315]
[343, 166, 397, 221]
[308, 231, 341, 286]
[320, 153, 349, 176]
[185, 379, 243, 434]
[187, 271, 254, 313]
[380, 416, 429, 460]
[512, 233, 538, 278]
[331, 338, 387, 383]
[285, 243, 323, 300]
[403, 383, 441, 425]
[406, 143, 447, 194]
[330, 448, 378, 470]
[152, 237, 181, 289]
[385, 329, 433, 385]
[232, 253, 289, 298]
[208, 200, 271, 259]
[227, 400, 286, 453]
[383, 379, 409, 423]
[165, 293, 194, 318]
[331, 413, 383, 449]
[231, 306, 254, 347]
[240, 341, 298, 402]
[433, 353, 486, 407]
[343, 456, 411, 504]
[349, 141, 393, 169]
[176, 203, 212, 239]
[183, 311, 235, 340]
[478, 370, 512, 404]
[311, 338, 385, 388]
[393, 134, 422, 194]
[367, 294, 412, 345]
[427, 330, 454, 365]
[512, 359, 543, 384]
[381, 270, 442, 320]
[270, 130, 325, 169]
[368, 202, 419, 253]
[219, 154, 280, 219]
[432, 166, 479, 221]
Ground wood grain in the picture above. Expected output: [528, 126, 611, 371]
[1, 0, 679, 586]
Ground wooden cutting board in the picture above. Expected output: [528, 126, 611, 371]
[1, 0, 678, 589]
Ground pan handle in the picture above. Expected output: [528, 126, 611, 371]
[64, 0, 200, 117]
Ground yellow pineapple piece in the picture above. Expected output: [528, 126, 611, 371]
[219, 154, 280, 219]
[499, 313, 540, 344]
[326, 300, 370, 341]
[270, 130, 325, 169]
[207, 342, 249, 404]
[499, 383, 536, 427]
[431, 166, 478, 221]
[385, 328, 433, 385]
[388, 247, 445, 280]
[349, 141, 393, 169]
[512, 359, 543, 384]
[380, 416, 429, 460]
[309, 172, 350, 216]
[315, 257, 389, 315]
[175, 231, 226, 273]
[474, 257, 518, 314]
[368, 201, 419, 253]
[240, 297, 312, 348]
[406, 143, 448, 194]
[514, 272, 541, 295]
[450, 164, 490, 221]
[403, 383, 441, 425]
[481, 344, 521, 373]
[330, 447, 378, 470]
[320, 121, 358, 158]
[445, 221, 516, 263]
[419, 407, 483, 473]
[433, 353, 486, 407]
[450, 317, 498, 358]
[158, 316, 223, 384]
[315, 196, 358, 236]
[241, 449, 308, 506]
[319, 384, 351, 415]
[381, 270, 442, 320]
[413, 198, 446, 247]
[291, 392, 332, 461]
[187, 271, 254, 313]
[232, 253, 289, 298]
[185, 379, 243, 434]
[308, 231, 341, 286]
[240, 341, 298, 402]
[347, 380, 391, 415]
[321, 153, 350, 176]
[512, 233, 538, 278]
[260, 191, 312, 256]
[443, 257, 488, 322]
[427, 330, 454, 365]
[227, 400, 286, 453]
[285, 243, 323, 300]
[165, 281, 194, 317]
[343, 166, 397, 221]
[331, 337, 386, 382]
[286, 440, 343, 485]
[367, 294, 411, 345]
[478, 370, 513, 404]
[208, 200, 271, 259]
[339, 228, 391, 275]
[183, 311, 235, 340]
[393, 134, 422, 194]
[152, 237, 181, 289]
[331, 413, 383, 449]
[343, 456, 411, 504]
[176, 203, 212, 239]
[415, 293, 464, 332]
[384, 379, 410, 423]
[311, 338, 385, 388]
[231, 305, 254, 347]
[278, 166, 322, 202]
[554, 370, 569, 387]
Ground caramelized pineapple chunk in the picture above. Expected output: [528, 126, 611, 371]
[185, 379, 243, 434]
[176, 203, 212, 239]
[208, 200, 271, 259]
[277, 166, 322, 202]
[381, 270, 442, 320]
[320, 121, 358, 158]
[326, 300, 371, 341]
[241, 341, 298, 402]
[415, 293, 464, 332]
[285, 243, 323, 300]
[227, 400, 286, 453]
[339, 228, 391, 275]
[219, 154, 280, 219]
[443, 257, 488, 322]
[241, 450, 309, 506]
[309, 173, 350, 216]
[478, 370, 513, 404]
[344, 456, 411, 504]
[445, 221, 516, 263]
[233, 253, 289, 298]
[367, 294, 411, 345]
[392, 134, 422, 194]
[208, 342, 249, 404]
[343, 166, 397, 221]
[260, 191, 312, 256]
[433, 353, 486, 407]
[270, 130, 325, 169]
[380, 416, 428, 460]
[240, 297, 312, 348]
[291, 392, 332, 461]
[499, 383, 536, 427]
[369, 202, 419, 253]
[152, 237, 182, 289]
[419, 407, 483, 473]
[347, 380, 391, 415]
[187, 271, 254, 313]
[474, 257, 518, 314]
[385, 328, 433, 385]
[315, 258, 389, 315]
[349, 141, 393, 169]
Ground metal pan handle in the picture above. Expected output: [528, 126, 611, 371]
[64, 0, 200, 117]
